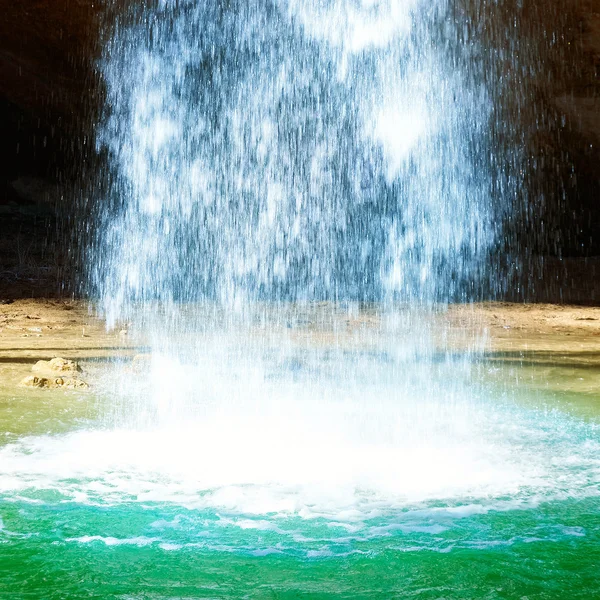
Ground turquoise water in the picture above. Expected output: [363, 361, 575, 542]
[1, 348, 599, 598]
[1, 498, 599, 598]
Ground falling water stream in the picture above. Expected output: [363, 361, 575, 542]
[93, 0, 495, 314]
[0, 1, 599, 598]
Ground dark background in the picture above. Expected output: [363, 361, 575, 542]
[0, 0, 598, 302]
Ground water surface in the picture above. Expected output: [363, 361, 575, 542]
[1, 330, 598, 598]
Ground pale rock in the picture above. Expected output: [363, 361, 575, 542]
[20, 376, 47, 388]
[32, 357, 81, 375]
[20, 375, 89, 389]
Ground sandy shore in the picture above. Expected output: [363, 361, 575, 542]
[0, 298, 599, 415]
[0, 298, 599, 362]
[0, 300, 136, 362]
[1, 299, 600, 361]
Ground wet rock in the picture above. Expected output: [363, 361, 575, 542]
[52, 377, 89, 390]
[24, 357, 88, 388]
[32, 357, 81, 375]
[20, 376, 47, 388]
[20, 375, 89, 390]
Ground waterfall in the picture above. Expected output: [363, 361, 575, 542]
[92, 0, 496, 327]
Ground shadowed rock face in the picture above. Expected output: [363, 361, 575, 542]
[525, 0, 600, 260]
[0, 0, 106, 298]
[0, 0, 106, 208]
[0, 1, 153, 299]
[0, 0, 597, 300]
[565, 0, 600, 139]
[0, 0, 101, 119]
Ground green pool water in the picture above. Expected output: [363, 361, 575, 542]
[1, 498, 599, 599]
[0, 348, 599, 599]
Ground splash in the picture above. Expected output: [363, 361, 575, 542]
[82, 0, 510, 508]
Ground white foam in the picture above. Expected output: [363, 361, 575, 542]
[2, 342, 599, 522]
[0, 398, 597, 521]
[159, 542, 183, 551]
[66, 536, 158, 547]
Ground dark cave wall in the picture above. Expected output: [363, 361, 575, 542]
[474, 0, 600, 301]
[0, 0, 106, 296]
[523, 0, 600, 259]
[0, 0, 104, 181]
